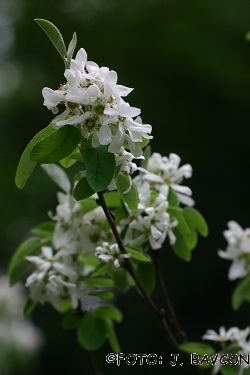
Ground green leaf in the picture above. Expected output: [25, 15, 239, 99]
[31, 221, 55, 237]
[59, 154, 77, 168]
[30, 126, 81, 163]
[113, 268, 130, 293]
[77, 313, 107, 351]
[183, 223, 198, 251]
[85, 138, 115, 192]
[15, 124, 55, 189]
[35, 19, 67, 61]
[126, 247, 151, 262]
[140, 145, 151, 169]
[183, 207, 208, 237]
[93, 290, 115, 300]
[66, 32, 77, 69]
[168, 189, 180, 208]
[180, 342, 215, 356]
[41, 163, 71, 193]
[103, 192, 121, 208]
[8, 237, 45, 286]
[60, 299, 72, 313]
[220, 364, 238, 375]
[232, 275, 250, 310]
[106, 320, 121, 353]
[168, 207, 191, 235]
[73, 178, 95, 201]
[87, 277, 114, 287]
[245, 31, 250, 41]
[116, 173, 138, 212]
[62, 311, 82, 330]
[79, 198, 98, 214]
[23, 297, 37, 318]
[172, 228, 191, 262]
[137, 262, 155, 295]
[94, 305, 123, 323]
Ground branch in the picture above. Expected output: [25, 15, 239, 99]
[153, 249, 187, 343]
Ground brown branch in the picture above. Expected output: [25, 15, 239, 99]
[153, 249, 187, 343]
[97, 191, 179, 351]
[87, 351, 104, 375]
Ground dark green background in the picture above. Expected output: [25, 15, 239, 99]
[1, 0, 250, 374]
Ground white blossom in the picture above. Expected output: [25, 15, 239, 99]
[218, 221, 250, 280]
[95, 242, 131, 268]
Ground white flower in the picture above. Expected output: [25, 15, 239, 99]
[202, 326, 240, 342]
[42, 46, 152, 156]
[95, 242, 131, 268]
[142, 152, 194, 206]
[218, 221, 250, 280]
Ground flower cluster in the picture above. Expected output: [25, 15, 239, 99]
[42, 48, 152, 157]
[119, 152, 193, 250]
[142, 152, 194, 206]
[218, 221, 250, 280]
[95, 242, 131, 268]
[25, 188, 114, 311]
[202, 326, 250, 374]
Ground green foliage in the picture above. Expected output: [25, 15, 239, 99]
[87, 277, 114, 287]
[85, 138, 115, 192]
[116, 173, 138, 212]
[15, 124, 55, 189]
[180, 341, 215, 356]
[41, 163, 71, 193]
[35, 19, 67, 62]
[106, 320, 121, 353]
[23, 297, 37, 319]
[62, 311, 82, 330]
[30, 126, 81, 163]
[183, 207, 209, 237]
[232, 274, 250, 310]
[8, 237, 49, 286]
[103, 192, 122, 208]
[66, 32, 77, 69]
[125, 247, 151, 262]
[168, 190, 180, 207]
[220, 364, 239, 375]
[168, 207, 192, 236]
[172, 228, 191, 262]
[73, 177, 95, 201]
[77, 313, 107, 351]
[31, 221, 55, 237]
[94, 305, 123, 323]
[112, 268, 131, 293]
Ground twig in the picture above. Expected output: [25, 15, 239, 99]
[97, 191, 179, 351]
[153, 249, 187, 343]
[87, 351, 104, 375]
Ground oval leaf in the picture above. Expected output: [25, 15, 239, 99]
[116, 173, 138, 212]
[180, 342, 215, 356]
[15, 124, 55, 189]
[30, 125, 81, 163]
[77, 314, 107, 351]
[126, 247, 151, 262]
[168, 207, 191, 235]
[172, 228, 191, 262]
[94, 305, 123, 323]
[85, 138, 115, 192]
[23, 297, 37, 319]
[183, 207, 209, 237]
[8, 237, 46, 286]
[73, 177, 95, 201]
[62, 311, 82, 330]
[232, 275, 250, 311]
[35, 19, 67, 61]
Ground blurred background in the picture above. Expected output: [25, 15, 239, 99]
[1, 0, 250, 374]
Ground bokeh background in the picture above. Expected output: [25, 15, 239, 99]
[1, 0, 250, 374]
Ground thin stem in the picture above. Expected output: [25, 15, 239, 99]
[97, 191, 179, 351]
[153, 249, 187, 343]
[87, 351, 103, 375]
